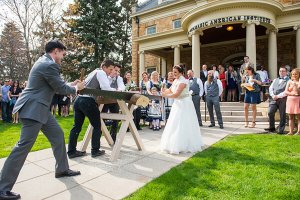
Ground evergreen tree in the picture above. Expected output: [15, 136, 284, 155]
[0, 22, 28, 81]
[116, 0, 137, 74]
[65, 0, 122, 70]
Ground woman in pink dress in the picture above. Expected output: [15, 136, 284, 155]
[285, 68, 300, 135]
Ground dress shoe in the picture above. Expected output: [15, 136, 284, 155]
[199, 123, 203, 127]
[68, 150, 86, 159]
[137, 127, 142, 130]
[219, 125, 224, 129]
[264, 128, 276, 132]
[91, 150, 105, 158]
[0, 191, 20, 200]
[208, 124, 215, 127]
[55, 169, 81, 178]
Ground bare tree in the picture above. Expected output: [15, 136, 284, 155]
[1, 0, 39, 70]
[33, 0, 63, 56]
[0, 0, 64, 70]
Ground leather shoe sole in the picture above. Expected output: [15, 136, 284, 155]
[0, 191, 21, 200]
[264, 128, 276, 132]
[55, 169, 81, 178]
[91, 150, 105, 158]
[68, 151, 86, 159]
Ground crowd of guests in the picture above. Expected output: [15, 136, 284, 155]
[0, 80, 27, 123]
[0, 79, 73, 124]
[1, 57, 298, 135]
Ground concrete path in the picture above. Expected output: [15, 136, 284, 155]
[0, 122, 268, 200]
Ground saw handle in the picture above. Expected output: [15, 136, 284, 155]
[80, 68, 86, 82]
[78, 68, 86, 94]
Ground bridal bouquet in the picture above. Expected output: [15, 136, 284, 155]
[126, 83, 138, 91]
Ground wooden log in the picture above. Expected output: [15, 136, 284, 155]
[96, 97, 117, 105]
[80, 88, 161, 103]
[129, 94, 149, 107]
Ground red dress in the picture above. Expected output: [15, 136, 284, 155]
[219, 72, 226, 89]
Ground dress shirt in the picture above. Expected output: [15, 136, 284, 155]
[213, 70, 219, 79]
[1, 85, 11, 102]
[96, 70, 116, 91]
[256, 70, 268, 82]
[204, 79, 223, 96]
[269, 76, 288, 99]
[108, 76, 125, 91]
[80, 69, 115, 98]
[189, 77, 204, 97]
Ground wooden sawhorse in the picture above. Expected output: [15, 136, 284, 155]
[79, 100, 145, 161]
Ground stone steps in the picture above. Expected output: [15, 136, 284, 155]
[199, 101, 269, 122]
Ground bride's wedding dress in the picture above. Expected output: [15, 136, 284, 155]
[161, 76, 203, 154]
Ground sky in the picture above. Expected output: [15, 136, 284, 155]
[0, 0, 148, 34]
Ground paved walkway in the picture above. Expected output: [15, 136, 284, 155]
[0, 122, 267, 200]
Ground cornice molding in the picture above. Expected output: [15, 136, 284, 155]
[181, 0, 283, 30]
[294, 25, 300, 31]
[133, 28, 185, 43]
[132, 0, 191, 18]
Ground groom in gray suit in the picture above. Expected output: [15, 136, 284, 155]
[0, 39, 84, 200]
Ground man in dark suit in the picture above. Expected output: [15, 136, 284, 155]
[0, 40, 84, 200]
[200, 64, 208, 84]
[200, 64, 208, 101]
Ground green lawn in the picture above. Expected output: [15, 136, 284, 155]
[0, 114, 89, 158]
[125, 134, 300, 200]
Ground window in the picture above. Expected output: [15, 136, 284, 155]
[146, 67, 156, 74]
[173, 19, 181, 29]
[147, 26, 156, 35]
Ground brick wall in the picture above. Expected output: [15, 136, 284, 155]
[139, 13, 185, 36]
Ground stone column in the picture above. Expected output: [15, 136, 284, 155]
[243, 20, 259, 69]
[267, 29, 278, 80]
[191, 30, 202, 78]
[161, 58, 167, 78]
[294, 25, 300, 67]
[172, 45, 181, 65]
[139, 51, 145, 81]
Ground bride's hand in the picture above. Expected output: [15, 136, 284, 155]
[161, 91, 168, 97]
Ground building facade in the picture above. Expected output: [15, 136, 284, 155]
[131, 0, 300, 82]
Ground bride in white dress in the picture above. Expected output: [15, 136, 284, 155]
[161, 64, 203, 154]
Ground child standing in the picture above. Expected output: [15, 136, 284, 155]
[147, 87, 162, 131]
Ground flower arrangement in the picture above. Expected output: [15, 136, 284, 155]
[126, 82, 138, 91]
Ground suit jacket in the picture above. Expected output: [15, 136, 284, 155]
[200, 70, 207, 85]
[13, 54, 76, 124]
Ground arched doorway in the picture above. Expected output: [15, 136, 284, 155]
[223, 53, 263, 70]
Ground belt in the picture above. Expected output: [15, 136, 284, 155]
[191, 94, 199, 96]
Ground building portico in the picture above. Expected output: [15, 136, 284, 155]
[132, 0, 300, 82]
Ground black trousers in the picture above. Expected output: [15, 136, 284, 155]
[102, 103, 119, 142]
[68, 97, 101, 154]
[133, 107, 142, 129]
